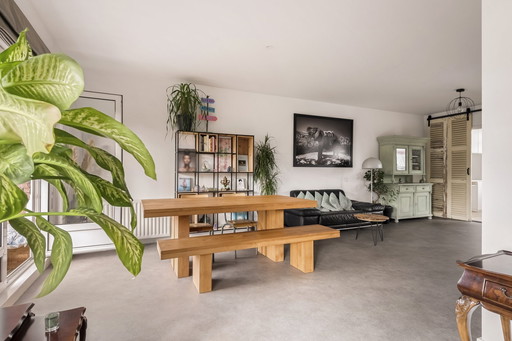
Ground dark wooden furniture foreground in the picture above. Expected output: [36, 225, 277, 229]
[157, 225, 340, 293]
[142, 195, 317, 278]
[13, 306, 87, 341]
[456, 250, 512, 341]
[0, 302, 34, 340]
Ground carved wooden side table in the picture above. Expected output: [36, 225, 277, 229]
[456, 250, 512, 341]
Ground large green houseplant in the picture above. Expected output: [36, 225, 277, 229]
[0, 30, 156, 296]
[254, 135, 279, 195]
[363, 169, 396, 204]
[166, 83, 206, 132]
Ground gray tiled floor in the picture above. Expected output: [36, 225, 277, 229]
[17, 217, 481, 340]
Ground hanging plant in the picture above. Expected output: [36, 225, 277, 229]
[254, 135, 279, 195]
[166, 83, 206, 132]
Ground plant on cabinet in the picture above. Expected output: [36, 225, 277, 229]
[166, 83, 206, 132]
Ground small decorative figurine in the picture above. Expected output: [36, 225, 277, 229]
[220, 176, 230, 191]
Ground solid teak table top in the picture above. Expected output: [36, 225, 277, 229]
[142, 195, 317, 217]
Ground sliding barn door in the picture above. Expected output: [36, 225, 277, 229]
[447, 115, 472, 221]
[428, 115, 472, 221]
[428, 121, 447, 218]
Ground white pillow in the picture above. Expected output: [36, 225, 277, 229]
[339, 191, 354, 210]
[314, 192, 324, 209]
[329, 192, 342, 210]
[305, 191, 320, 208]
[296, 191, 305, 199]
[321, 192, 337, 211]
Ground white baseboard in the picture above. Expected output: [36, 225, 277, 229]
[476, 337, 484, 341]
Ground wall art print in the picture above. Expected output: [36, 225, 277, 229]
[293, 113, 353, 167]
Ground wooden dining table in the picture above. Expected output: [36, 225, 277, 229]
[142, 195, 317, 278]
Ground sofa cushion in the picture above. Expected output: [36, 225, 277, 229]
[321, 192, 337, 211]
[296, 191, 305, 199]
[339, 191, 354, 210]
[314, 192, 324, 209]
[304, 191, 316, 205]
[329, 192, 342, 210]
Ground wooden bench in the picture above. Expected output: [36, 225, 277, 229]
[157, 225, 340, 293]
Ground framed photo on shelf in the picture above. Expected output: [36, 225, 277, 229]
[178, 132, 196, 150]
[218, 136, 232, 153]
[217, 154, 232, 172]
[177, 177, 192, 192]
[237, 178, 246, 190]
[178, 151, 196, 172]
[237, 155, 248, 172]
[198, 154, 214, 172]
[293, 113, 353, 168]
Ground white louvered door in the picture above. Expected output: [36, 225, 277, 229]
[428, 121, 447, 218]
[447, 115, 472, 220]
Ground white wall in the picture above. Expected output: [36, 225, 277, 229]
[81, 67, 424, 202]
[482, 0, 512, 340]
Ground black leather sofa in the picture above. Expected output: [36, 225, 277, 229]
[284, 189, 389, 230]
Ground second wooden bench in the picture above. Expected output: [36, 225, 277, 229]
[157, 224, 340, 293]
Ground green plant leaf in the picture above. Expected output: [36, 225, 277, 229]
[0, 173, 28, 221]
[0, 87, 61, 155]
[0, 144, 34, 184]
[60, 108, 156, 179]
[2, 54, 84, 111]
[0, 29, 32, 77]
[33, 152, 102, 213]
[54, 128, 131, 197]
[35, 217, 73, 297]
[86, 173, 131, 207]
[32, 164, 69, 211]
[73, 209, 143, 276]
[8, 217, 45, 272]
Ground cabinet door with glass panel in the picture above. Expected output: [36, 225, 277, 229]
[409, 146, 425, 175]
[393, 146, 409, 175]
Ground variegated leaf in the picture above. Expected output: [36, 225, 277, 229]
[35, 217, 73, 297]
[0, 173, 28, 221]
[86, 173, 131, 207]
[73, 209, 143, 276]
[32, 164, 69, 211]
[2, 54, 84, 111]
[9, 217, 46, 272]
[0, 29, 32, 77]
[60, 108, 157, 180]
[0, 144, 34, 184]
[33, 152, 102, 213]
[55, 128, 131, 197]
[0, 87, 60, 155]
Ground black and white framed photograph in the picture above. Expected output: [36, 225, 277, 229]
[293, 113, 353, 167]
[237, 155, 248, 172]
[237, 178, 246, 190]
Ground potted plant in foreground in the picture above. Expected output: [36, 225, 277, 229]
[254, 135, 279, 195]
[166, 83, 206, 132]
[0, 30, 156, 296]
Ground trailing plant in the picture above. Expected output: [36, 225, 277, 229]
[0, 30, 156, 296]
[166, 83, 206, 132]
[254, 135, 279, 195]
[363, 169, 397, 204]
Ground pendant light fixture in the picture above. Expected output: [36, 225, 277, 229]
[446, 88, 475, 115]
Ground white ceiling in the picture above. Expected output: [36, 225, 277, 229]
[16, 0, 481, 115]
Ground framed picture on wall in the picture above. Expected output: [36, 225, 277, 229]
[293, 113, 353, 167]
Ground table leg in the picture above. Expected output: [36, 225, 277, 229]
[171, 215, 191, 278]
[455, 295, 480, 341]
[501, 315, 511, 341]
[257, 209, 284, 262]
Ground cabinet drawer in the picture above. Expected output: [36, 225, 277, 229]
[483, 280, 512, 308]
[399, 186, 415, 193]
[415, 185, 431, 192]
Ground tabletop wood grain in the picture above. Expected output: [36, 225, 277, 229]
[142, 195, 317, 217]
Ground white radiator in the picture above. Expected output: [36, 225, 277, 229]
[119, 201, 170, 239]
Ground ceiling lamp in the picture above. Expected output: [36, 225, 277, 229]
[446, 88, 475, 115]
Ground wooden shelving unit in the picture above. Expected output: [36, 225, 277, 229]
[175, 131, 254, 197]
